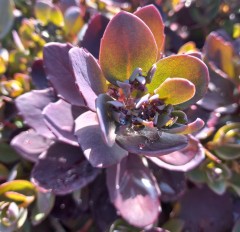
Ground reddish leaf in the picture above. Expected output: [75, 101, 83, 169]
[134, 5, 165, 55]
[148, 136, 205, 171]
[99, 11, 158, 85]
[107, 155, 160, 228]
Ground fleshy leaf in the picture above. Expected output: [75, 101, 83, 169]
[0, 0, 14, 39]
[116, 127, 188, 156]
[204, 31, 235, 78]
[43, 42, 85, 106]
[154, 77, 195, 105]
[162, 219, 185, 232]
[31, 59, 49, 90]
[49, 5, 64, 27]
[197, 67, 237, 111]
[99, 11, 158, 85]
[0, 180, 35, 206]
[147, 55, 209, 109]
[69, 47, 107, 111]
[31, 142, 100, 195]
[75, 111, 128, 168]
[80, 14, 109, 59]
[11, 129, 53, 163]
[175, 186, 233, 232]
[31, 190, 55, 225]
[96, 94, 116, 146]
[210, 123, 240, 160]
[15, 89, 56, 139]
[150, 167, 186, 202]
[148, 136, 205, 171]
[134, 4, 165, 55]
[166, 118, 204, 134]
[107, 155, 160, 228]
[64, 6, 84, 36]
[34, 0, 52, 25]
[43, 99, 81, 146]
[0, 143, 20, 164]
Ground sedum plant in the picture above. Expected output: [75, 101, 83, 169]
[11, 4, 210, 229]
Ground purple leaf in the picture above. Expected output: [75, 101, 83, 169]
[176, 186, 233, 232]
[107, 155, 161, 228]
[43, 42, 85, 106]
[10, 129, 53, 163]
[116, 127, 188, 156]
[15, 88, 56, 139]
[43, 99, 84, 146]
[197, 67, 238, 111]
[150, 167, 186, 202]
[96, 94, 116, 146]
[80, 14, 109, 59]
[69, 47, 107, 111]
[31, 59, 49, 89]
[148, 135, 205, 171]
[185, 105, 220, 139]
[31, 142, 100, 195]
[89, 174, 118, 231]
[75, 111, 128, 168]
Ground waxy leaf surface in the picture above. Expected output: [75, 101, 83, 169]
[75, 111, 128, 168]
[0, 0, 14, 39]
[99, 11, 158, 85]
[11, 129, 53, 163]
[150, 167, 186, 202]
[96, 94, 116, 146]
[81, 14, 109, 59]
[107, 155, 160, 228]
[31, 143, 100, 195]
[116, 127, 188, 156]
[204, 31, 235, 78]
[43, 43, 85, 106]
[154, 77, 195, 105]
[31, 59, 49, 90]
[148, 136, 205, 171]
[134, 5, 165, 54]
[69, 47, 107, 111]
[15, 89, 56, 139]
[148, 55, 209, 109]
[176, 187, 233, 232]
[43, 99, 81, 146]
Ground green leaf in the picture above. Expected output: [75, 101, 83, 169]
[207, 180, 227, 195]
[186, 168, 207, 184]
[109, 219, 139, 232]
[233, 219, 240, 232]
[0, 163, 8, 181]
[0, 180, 35, 206]
[34, 1, 52, 25]
[31, 190, 55, 225]
[162, 218, 185, 232]
[154, 77, 195, 105]
[0, 0, 14, 39]
[0, 143, 20, 164]
[147, 55, 209, 109]
[64, 6, 84, 36]
[49, 6, 64, 27]
[211, 123, 240, 160]
[99, 11, 158, 85]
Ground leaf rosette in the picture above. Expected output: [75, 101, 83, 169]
[12, 5, 209, 229]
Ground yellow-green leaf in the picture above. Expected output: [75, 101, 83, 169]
[154, 77, 195, 105]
